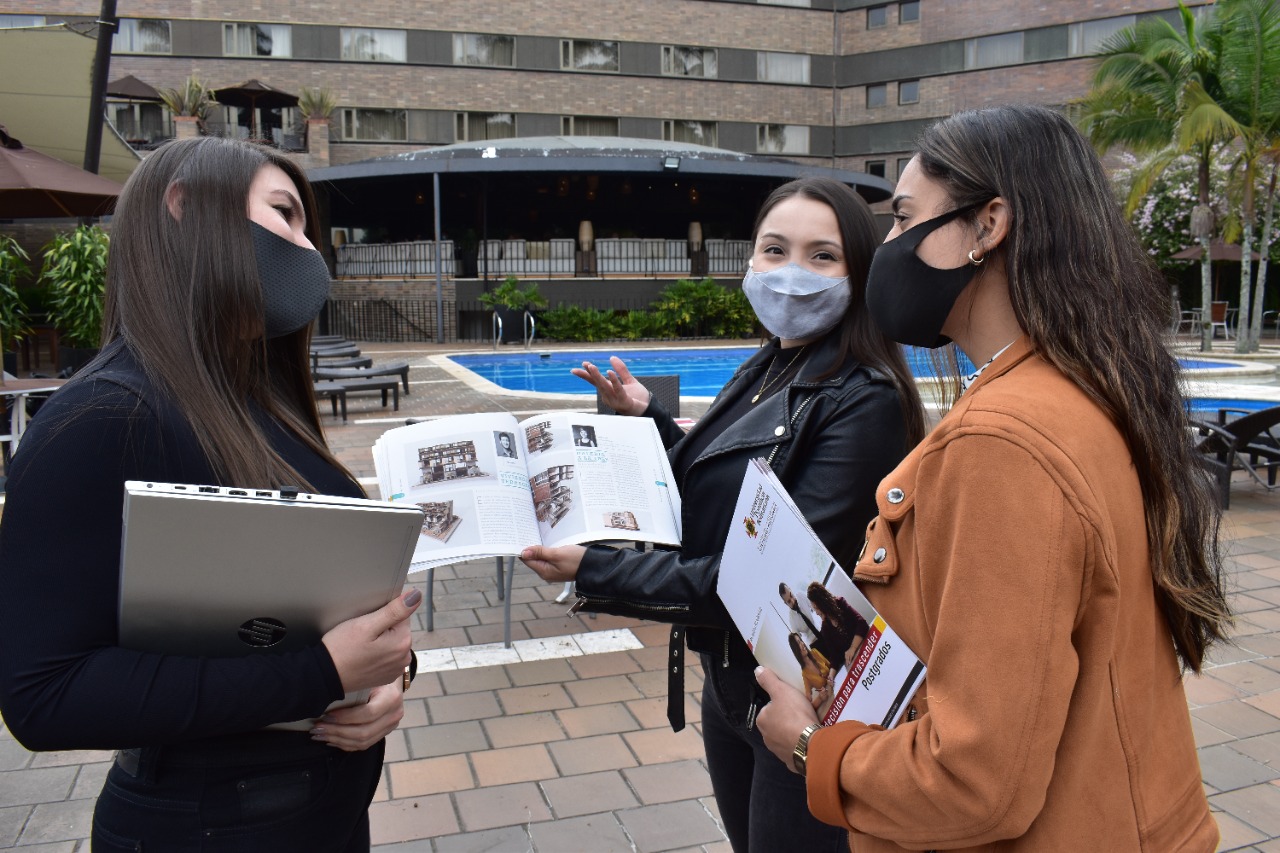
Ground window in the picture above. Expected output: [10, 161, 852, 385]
[964, 32, 1023, 69]
[867, 5, 889, 29]
[757, 52, 810, 84]
[341, 28, 406, 62]
[338, 108, 408, 141]
[115, 19, 171, 54]
[866, 161, 887, 178]
[109, 101, 170, 145]
[757, 124, 809, 155]
[866, 84, 887, 108]
[0, 15, 44, 27]
[453, 33, 515, 67]
[898, 79, 919, 105]
[899, 2, 920, 23]
[662, 45, 718, 78]
[560, 39, 619, 73]
[561, 115, 619, 136]
[663, 120, 718, 147]
[455, 112, 515, 142]
[897, 157, 912, 177]
[223, 23, 291, 58]
[1068, 16, 1135, 56]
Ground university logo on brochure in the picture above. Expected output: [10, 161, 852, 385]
[742, 516, 758, 538]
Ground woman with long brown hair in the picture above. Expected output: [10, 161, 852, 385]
[0, 137, 420, 851]
[521, 177, 926, 852]
[756, 104, 1230, 851]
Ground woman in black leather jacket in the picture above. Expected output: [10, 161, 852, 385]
[521, 177, 926, 853]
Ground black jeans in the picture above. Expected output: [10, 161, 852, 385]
[700, 655, 849, 853]
[91, 734, 384, 852]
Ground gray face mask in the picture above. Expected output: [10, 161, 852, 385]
[742, 261, 850, 340]
[249, 221, 331, 339]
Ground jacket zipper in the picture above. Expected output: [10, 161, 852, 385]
[765, 393, 814, 467]
[568, 595, 690, 616]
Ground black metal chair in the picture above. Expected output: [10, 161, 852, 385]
[596, 373, 681, 418]
[1192, 405, 1280, 507]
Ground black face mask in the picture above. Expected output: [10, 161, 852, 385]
[865, 204, 982, 349]
[249, 221, 331, 339]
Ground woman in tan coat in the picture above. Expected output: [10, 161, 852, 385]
[755, 104, 1231, 851]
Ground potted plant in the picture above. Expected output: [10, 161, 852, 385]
[0, 235, 33, 381]
[478, 277, 547, 344]
[40, 225, 109, 374]
[159, 76, 216, 139]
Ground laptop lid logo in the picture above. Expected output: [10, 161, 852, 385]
[238, 617, 287, 648]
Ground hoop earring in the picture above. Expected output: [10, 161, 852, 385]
[967, 249, 985, 266]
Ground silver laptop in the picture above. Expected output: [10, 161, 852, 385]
[119, 480, 423, 659]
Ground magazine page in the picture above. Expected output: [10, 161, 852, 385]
[373, 413, 542, 571]
[718, 459, 925, 727]
[515, 412, 682, 550]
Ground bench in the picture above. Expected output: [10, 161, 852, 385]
[341, 376, 400, 411]
[313, 361, 411, 395]
[313, 380, 348, 423]
[315, 356, 373, 370]
[310, 345, 360, 370]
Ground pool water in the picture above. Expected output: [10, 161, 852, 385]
[449, 346, 1239, 397]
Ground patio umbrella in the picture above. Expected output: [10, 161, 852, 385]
[106, 75, 162, 103]
[0, 124, 122, 218]
[211, 79, 298, 141]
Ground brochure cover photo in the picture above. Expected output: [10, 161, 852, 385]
[718, 459, 925, 727]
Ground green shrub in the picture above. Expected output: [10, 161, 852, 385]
[0, 235, 32, 347]
[539, 305, 622, 342]
[653, 277, 756, 338]
[40, 225, 110, 348]
[478, 276, 547, 311]
[618, 309, 674, 341]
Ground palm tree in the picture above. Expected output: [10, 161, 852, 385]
[1074, 2, 1235, 352]
[1213, 0, 1280, 352]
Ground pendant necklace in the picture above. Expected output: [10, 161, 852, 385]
[752, 344, 807, 404]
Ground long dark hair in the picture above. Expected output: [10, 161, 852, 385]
[806, 582, 843, 626]
[750, 177, 927, 448]
[101, 136, 352, 491]
[914, 104, 1229, 671]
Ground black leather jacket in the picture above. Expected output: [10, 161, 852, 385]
[574, 331, 910, 674]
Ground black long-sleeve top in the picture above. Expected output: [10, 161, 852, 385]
[0, 341, 351, 751]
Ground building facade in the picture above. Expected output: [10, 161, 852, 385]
[1, 1, 1215, 182]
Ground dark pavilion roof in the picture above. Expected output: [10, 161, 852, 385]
[308, 136, 893, 203]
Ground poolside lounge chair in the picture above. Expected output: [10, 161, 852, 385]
[314, 361, 411, 395]
[1192, 405, 1280, 507]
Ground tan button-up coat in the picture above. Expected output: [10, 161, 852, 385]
[805, 337, 1216, 852]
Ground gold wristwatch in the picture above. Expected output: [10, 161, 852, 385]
[792, 723, 821, 776]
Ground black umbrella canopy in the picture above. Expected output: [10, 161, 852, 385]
[211, 79, 299, 141]
[106, 74, 162, 102]
[212, 79, 299, 110]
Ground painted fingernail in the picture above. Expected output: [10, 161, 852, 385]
[403, 589, 422, 607]
[311, 726, 326, 737]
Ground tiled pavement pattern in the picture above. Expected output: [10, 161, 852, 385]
[1, 340, 1279, 851]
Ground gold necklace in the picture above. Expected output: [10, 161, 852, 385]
[752, 344, 807, 404]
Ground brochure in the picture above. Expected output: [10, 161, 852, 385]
[373, 412, 682, 572]
[718, 459, 925, 727]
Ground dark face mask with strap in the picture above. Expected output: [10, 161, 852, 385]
[865, 203, 984, 349]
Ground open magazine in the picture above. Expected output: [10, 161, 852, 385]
[718, 459, 925, 727]
[373, 412, 682, 572]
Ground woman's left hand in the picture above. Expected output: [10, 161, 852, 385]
[755, 666, 820, 772]
[310, 678, 405, 752]
[521, 544, 586, 583]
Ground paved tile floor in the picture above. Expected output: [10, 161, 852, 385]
[2, 340, 1279, 851]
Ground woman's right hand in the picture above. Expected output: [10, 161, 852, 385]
[571, 356, 650, 417]
[322, 588, 422, 694]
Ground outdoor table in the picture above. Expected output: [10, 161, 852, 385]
[1, 378, 66, 454]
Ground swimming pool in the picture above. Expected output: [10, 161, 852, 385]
[447, 347, 1254, 397]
